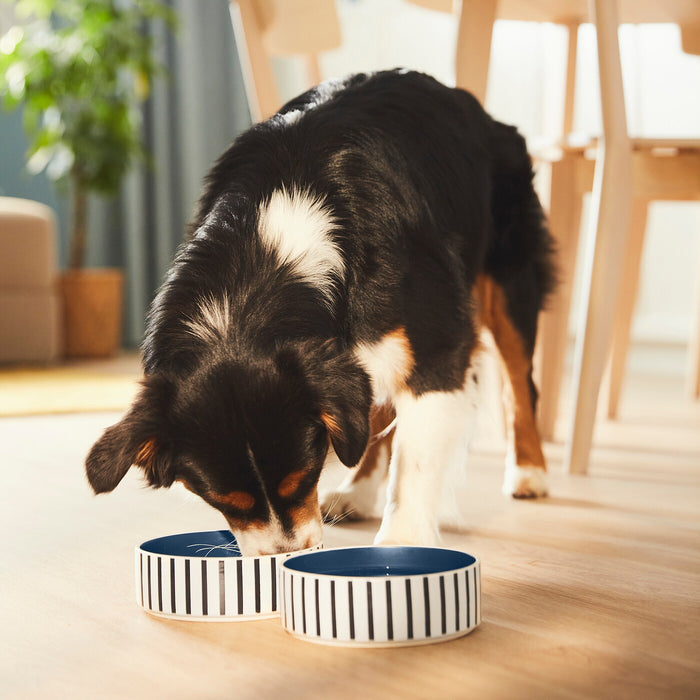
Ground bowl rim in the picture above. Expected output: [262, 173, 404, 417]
[281, 544, 479, 580]
[136, 529, 321, 562]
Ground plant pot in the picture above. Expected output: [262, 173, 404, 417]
[60, 268, 124, 358]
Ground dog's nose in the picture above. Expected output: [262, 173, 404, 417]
[301, 534, 321, 550]
[256, 533, 321, 556]
[254, 541, 300, 556]
[287, 519, 323, 553]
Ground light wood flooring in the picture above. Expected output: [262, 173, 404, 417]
[1, 361, 698, 699]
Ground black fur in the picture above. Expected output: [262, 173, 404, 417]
[85, 70, 554, 542]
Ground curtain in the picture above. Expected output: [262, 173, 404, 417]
[86, 0, 252, 347]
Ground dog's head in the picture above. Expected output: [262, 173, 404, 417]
[85, 341, 371, 555]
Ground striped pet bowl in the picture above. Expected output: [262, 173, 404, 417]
[135, 530, 320, 621]
[280, 546, 481, 647]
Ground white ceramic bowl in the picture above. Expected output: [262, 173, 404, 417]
[135, 530, 320, 621]
[281, 546, 481, 647]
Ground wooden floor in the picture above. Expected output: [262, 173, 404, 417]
[1, 362, 699, 699]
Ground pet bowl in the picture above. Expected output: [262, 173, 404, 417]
[280, 546, 480, 647]
[135, 530, 320, 621]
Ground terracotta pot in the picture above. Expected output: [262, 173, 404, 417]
[60, 268, 124, 358]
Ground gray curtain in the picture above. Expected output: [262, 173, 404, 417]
[87, 0, 252, 347]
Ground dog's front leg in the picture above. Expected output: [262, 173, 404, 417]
[374, 374, 478, 546]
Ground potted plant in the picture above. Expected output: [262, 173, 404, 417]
[0, 0, 175, 357]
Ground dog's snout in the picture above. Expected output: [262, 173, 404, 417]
[256, 537, 317, 557]
[228, 516, 322, 557]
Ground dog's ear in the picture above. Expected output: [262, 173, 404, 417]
[85, 375, 175, 493]
[288, 341, 372, 467]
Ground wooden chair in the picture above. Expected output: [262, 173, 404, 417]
[229, 0, 341, 122]
[411, 0, 700, 473]
[541, 137, 700, 432]
[534, 29, 700, 439]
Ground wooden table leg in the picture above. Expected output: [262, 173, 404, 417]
[564, 0, 633, 474]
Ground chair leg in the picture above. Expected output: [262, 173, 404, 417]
[537, 155, 583, 441]
[565, 155, 633, 473]
[564, 0, 633, 474]
[306, 54, 322, 88]
[230, 0, 281, 122]
[604, 199, 649, 418]
[535, 16, 583, 441]
[455, 0, 497, 104]
[686, 251, 700, 399]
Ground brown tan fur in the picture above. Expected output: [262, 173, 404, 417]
[135, 438, 158, 468]
[475, 274, 546, 470]
[354, 326, 415, 400]
[385, 326, 415, 391]
[344, 325, 413, 484]
[350, 402, 396, 484]
[320, 412, 342, 440]
[209, 490, 256, 511]
[288, 487, 322, 540]
[277, 469, 307, 498]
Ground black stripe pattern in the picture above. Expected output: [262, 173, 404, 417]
[201, 560, 208, 615]
[135, 545, 321, 619]
[280, 560, 481, 645]
[157, 558, 163, 612]
[301, 577, 307, 634]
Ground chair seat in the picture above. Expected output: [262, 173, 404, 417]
[533, 135, 700, 159]
[406, 0, 700, 27]
[532, 137, 700, 202]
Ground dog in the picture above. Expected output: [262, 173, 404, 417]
[85, 70, 555, 556]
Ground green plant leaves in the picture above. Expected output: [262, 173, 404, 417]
[0, 0, 177, 195]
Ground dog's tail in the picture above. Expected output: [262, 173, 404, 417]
[486, 121, 557, 312]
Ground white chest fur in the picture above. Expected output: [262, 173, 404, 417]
[353, 329, 415, 405]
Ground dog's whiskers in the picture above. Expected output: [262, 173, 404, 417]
[325, 506, 355, 528]
[187, 540, 241, 557]
[322, 490, 345, 524]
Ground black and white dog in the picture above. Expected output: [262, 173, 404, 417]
[86, 70, 555, 556]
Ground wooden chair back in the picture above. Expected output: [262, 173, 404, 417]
[230, 0, 341, 122]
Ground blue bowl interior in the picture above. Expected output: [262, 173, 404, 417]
[284, 546, 475, 577]
[140, 530, 240, 557]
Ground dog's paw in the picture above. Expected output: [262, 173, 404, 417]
[320, 483, 378, 523]
[502, 465, 548, 499]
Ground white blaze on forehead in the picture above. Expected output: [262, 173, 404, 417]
[184, 293, 230, 342]
[257, 187, 344, 301]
